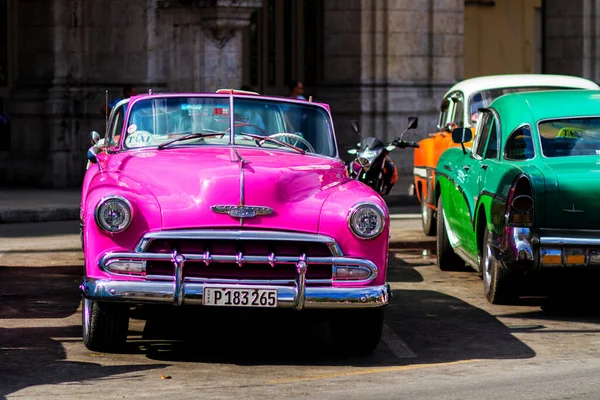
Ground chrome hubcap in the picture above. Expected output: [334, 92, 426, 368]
[483, 241, 493, 290]
[422, 200, 429, 224]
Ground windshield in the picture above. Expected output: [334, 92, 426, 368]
[538, 117, 600, 157]
[468, 86, 574, 121]
[122, 96, 336, 157]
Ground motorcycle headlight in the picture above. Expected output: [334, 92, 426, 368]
[348, 202, 385, 239]
[95, 196, 132, 233]
[356, 149, 381, 172]
[357, 157, 371, 170]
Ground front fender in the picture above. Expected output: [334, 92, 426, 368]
[318, 180, 389, 286]
[83, 172, 162, 278]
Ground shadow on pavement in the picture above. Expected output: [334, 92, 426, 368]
[0, 265, 81, 319]
[129, 287, 536, 367]
[0, 326, 167, 399]
[0, 220, 79, 238]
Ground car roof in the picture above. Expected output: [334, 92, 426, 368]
[489, 89, 600, 130]
[446, 74, 600, 98]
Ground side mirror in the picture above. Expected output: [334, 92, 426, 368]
[350, 119, 360, 134]
[452, 128, 472, 144]
[452, 128, 472, 155]
[407, 116, 418, 130]
[348, 148, 358, 155]
[91, 131, 100, 145]
[87, 145, 101, 164]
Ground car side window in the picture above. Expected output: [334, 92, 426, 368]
[473, 112, 493, 158]
[437, 98, 451, 130]
[505, 126, 535, 160]
[484, 121, 498, 159]
[450, 93, 464, 128]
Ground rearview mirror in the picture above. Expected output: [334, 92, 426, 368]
[91, 131, 100, 145]
[87, 145, 101, 164]
[407, 116, 418, 130]
[452, 128, 472, 144]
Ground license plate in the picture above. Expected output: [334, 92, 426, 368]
[203, 287, 278, 307]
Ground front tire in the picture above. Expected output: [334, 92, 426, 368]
[421, 196, 436, 236]
[481, 227, 517, 304]
[82, 298, 129, 352]
[329, 308, 384, 356]
[436, 198, 465, 271]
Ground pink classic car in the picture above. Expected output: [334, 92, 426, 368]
[80, 91, 390, 355]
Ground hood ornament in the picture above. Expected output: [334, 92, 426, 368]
[563, 204, 584, 213]
[211, 205, 273, 219]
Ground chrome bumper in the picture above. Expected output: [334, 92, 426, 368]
[80, 277, 391, 310]
[495, 227, 600, 271]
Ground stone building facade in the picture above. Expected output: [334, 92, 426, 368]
[0, 0, 598, 187]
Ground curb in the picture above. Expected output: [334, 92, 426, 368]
[0, 208, 80, 224]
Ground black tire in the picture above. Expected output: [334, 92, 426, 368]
[481, 227, 517, 304]
[421, 195, 436, 236]
[436, 198, 465, 271]
[82, 298, 129, 352]
[329, 308, 384, 356]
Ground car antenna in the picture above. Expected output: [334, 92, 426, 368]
[105, 90, 108, 133]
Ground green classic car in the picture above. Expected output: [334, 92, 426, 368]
[435, 90, 600, 304]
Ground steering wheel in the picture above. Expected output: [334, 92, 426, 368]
[268, 133, 315, 153]
[225, 123, 267, 136]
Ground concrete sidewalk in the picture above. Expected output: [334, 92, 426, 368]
[0, 177, 418, 224]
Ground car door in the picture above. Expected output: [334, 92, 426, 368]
[451, 110, 495, 255]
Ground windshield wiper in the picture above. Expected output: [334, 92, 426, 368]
[157, 132, 224, 149]
[237, 132, 305, 154]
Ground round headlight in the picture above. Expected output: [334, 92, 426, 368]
[357, 157, 371, 171]
[348, 203, 385, 239]
[95, 196, 132, 233]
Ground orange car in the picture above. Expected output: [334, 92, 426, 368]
[413, 74, 600, 236]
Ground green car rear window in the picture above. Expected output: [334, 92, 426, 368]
[538, 117, 600, 157]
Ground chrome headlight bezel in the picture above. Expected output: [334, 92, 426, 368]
[347, 202, 386, 239]
[94, 195, 133, 234]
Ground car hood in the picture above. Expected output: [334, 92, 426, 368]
[543, 157, 600, 229]
[106, 147, 348, 233]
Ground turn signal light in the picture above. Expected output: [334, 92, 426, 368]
[333, 266, 372, 280]
[507, 177, 534, 226]
[106, 260, 146, 275]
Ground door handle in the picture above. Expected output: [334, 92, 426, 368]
[462, 165, 470, 172]
[481, 164, 489, 170]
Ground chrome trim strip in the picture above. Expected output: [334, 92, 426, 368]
[172, 250, 185, 306]
[134, 230, 343, 257]
[540, 236, 600, 246]
[295, 254, 308, 310]
[229, 92, 235, 145]
[80, 277, 390, 309]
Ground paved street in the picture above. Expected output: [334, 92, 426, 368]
[2, 220, 600, 399]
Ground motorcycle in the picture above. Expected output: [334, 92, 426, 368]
[347, 116, 420, 195]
